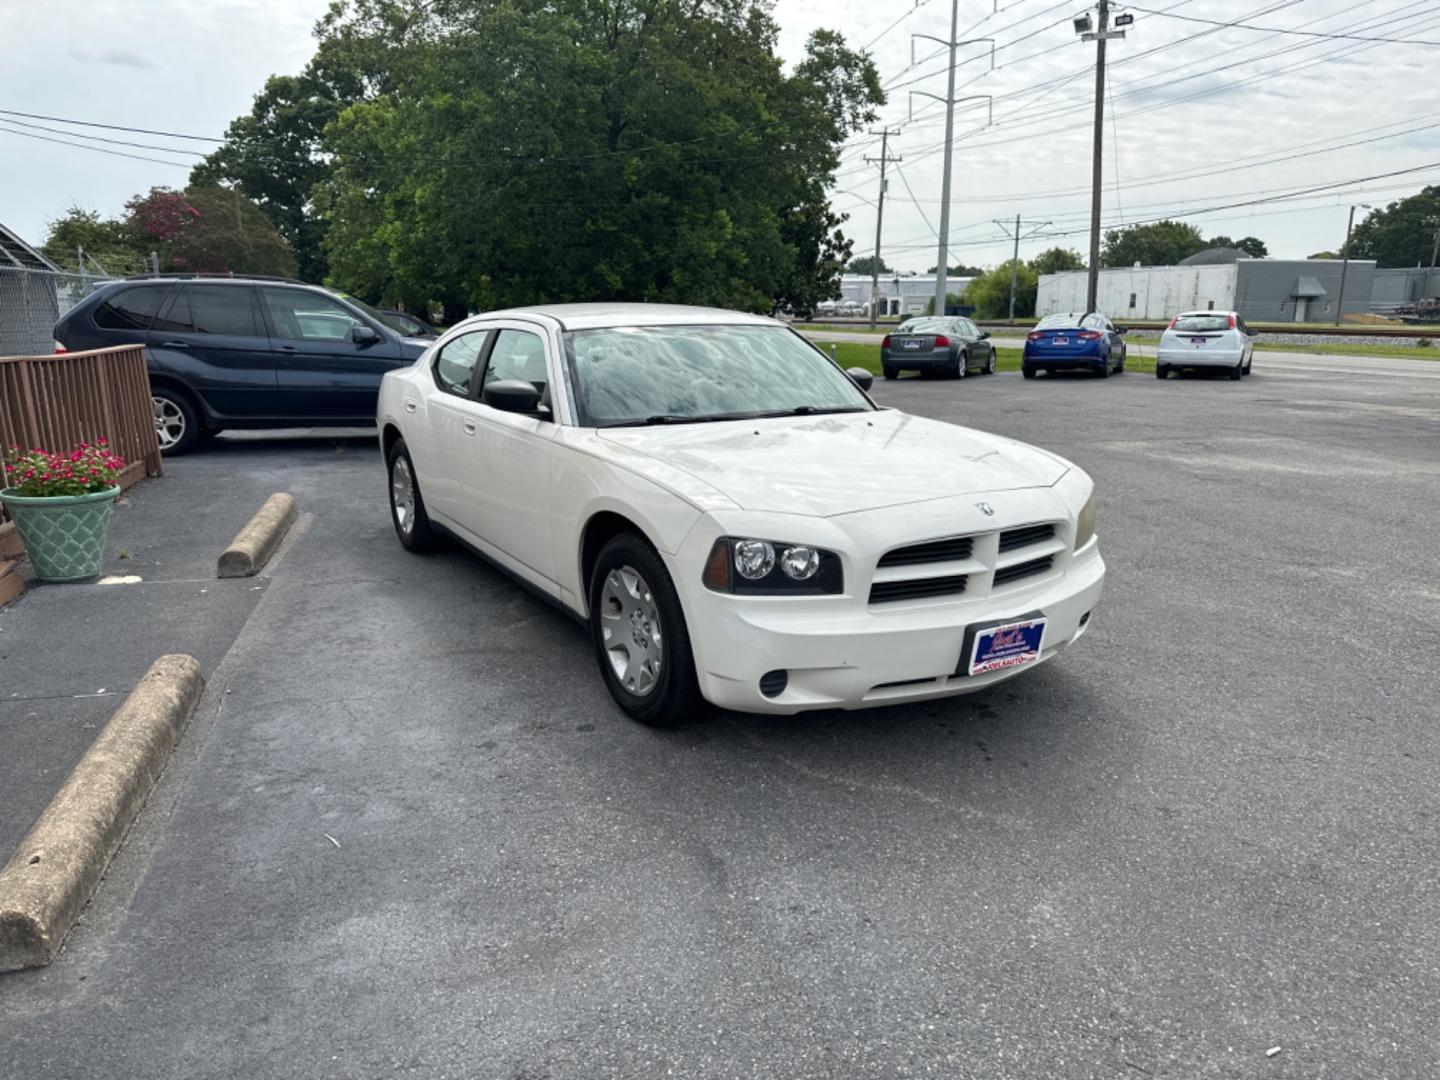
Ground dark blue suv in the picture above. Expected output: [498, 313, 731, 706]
[54, 276, 430, 453]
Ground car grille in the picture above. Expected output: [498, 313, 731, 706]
[869, 574, 968, 604]
[993, 554, 1054, 587]
[998, 523, 1054, 553]
[877, 535, 973, 567]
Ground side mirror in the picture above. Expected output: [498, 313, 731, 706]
[483, 378, 542, 414]
[846, 367, 874, 392]
[351, 325, 380, 345]
[978, 330, 991, 339]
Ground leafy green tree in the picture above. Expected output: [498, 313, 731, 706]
[191, 72, 354, 282]
[926, 263, 983, 276]
[848, 255, 891, 276]
[1347, 186, 1440, 268]
[1101, 220, 1206, 267]
[1029, 247, 1084, 275]
[309, 0, 881, 315]
[124, 187, 297, 277]
[40, 206, 150, 274]
[964, 260, 1038, 319]
[1307, 250, 1339, 260]
[1206, 234, 1267, 257]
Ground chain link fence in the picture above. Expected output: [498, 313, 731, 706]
[0, 266, 115, 357]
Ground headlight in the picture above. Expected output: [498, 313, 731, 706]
[1074, 491, 1097, 550]
[702, 537, 842, 595]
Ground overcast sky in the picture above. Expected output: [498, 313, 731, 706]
[4, 0, 1438, 273]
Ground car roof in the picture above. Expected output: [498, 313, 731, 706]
[474, 302, 781, 331]
[1174, 310, 1237, 316]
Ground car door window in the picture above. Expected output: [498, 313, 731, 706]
[158, 287, 259, 337]
[93, 285, 170, 330]
[261, 288, 369, 342]
[433, 331, 488, 396]
[481, 329, 548, 395]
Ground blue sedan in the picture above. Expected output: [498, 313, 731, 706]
[1022, 312, 1128, 379]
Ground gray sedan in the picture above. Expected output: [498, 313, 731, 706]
[882, 317, 996, 380]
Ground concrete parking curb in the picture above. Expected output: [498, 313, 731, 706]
[217, 493, 297, 578]
[0, 654, 204, 972]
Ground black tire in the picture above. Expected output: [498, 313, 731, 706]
[151, 387, 201, 455]
[1115, 349, 1126, 373]
[1096, 357, 1110, 379]
[589, 533, 702, 727]
[386, 438, 437, 553]
[883, 366, 897, 380]
[986, 349, 997, 374]
[1244, 355, 1253, 375]
[1229, 357, 1243, 381]
[953, 350, 967, 378]
[1156, 363, 1169, 379]
[1022, 365, 1036, 380]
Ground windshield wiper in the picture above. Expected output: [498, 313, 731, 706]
[752, 405, 869, 419]
[597, 413, 753, 428]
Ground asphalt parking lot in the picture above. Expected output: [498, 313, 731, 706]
[3, 359, 1438, 1079]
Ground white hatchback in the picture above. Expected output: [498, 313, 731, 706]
[1157, 310, 1255, 379]
[378, 304, 1104, 725]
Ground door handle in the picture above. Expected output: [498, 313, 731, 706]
[403, 399, 417, 413]
[276, 345, 297, 354]
[463, 421, 477, 436]
[159, 340, 189, 348]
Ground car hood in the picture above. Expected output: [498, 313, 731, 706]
[594, 409, 1069, 517]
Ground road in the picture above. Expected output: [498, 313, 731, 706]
[3, 363, 1439, 1079]
[802, 328, 1440, 378]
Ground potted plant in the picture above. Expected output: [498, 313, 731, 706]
[1, 441, 127, 583]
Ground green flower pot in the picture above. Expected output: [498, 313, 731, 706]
[0, 486, 120, 583]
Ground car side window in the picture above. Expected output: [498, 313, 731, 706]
[261, 287, 368, 342]
[433, 331, 488, 397]
[93, 285, 170, 330]
[481, 329, 548, 395]
[159, 287, 260, 337]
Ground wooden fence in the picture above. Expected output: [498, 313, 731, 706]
[0, 346, 162, 557]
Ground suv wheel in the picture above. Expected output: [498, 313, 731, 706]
[589, 533, 701, 726]
[152, 389, 200, 454]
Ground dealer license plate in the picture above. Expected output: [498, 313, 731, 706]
[1052, 337, 1068, 346]
[903, 339, 923, 349]
[965, 615, 1047, 676]
[1190, 336, 1209, 345]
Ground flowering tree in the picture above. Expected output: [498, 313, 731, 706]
[123, 186, 298, 277]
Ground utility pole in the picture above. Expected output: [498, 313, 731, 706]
[994, 215, 1053, 321]
[1077, 0, 1127, 312]
[911, 15, 994, 317]
[1335, 202, 1370, 326]
[864, 129, 902, 330]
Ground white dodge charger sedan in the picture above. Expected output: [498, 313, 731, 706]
[378, 304, 1104, 725]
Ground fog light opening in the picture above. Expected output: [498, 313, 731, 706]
[759, 670, 788, 698]
[1078, 610, 1092, 627]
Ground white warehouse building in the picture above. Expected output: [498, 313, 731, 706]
[833, 273, 976, 317]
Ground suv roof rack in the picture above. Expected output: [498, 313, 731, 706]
[119, 272, 312, 286]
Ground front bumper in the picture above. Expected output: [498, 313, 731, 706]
[675, 488, 1105, 714]
[1157, 347, 1243, 368]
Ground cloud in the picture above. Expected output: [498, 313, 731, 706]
[67, 48, 155, 70]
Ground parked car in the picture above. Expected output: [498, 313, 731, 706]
[881, 316, 996, 380]
[379, 303, 1104, 726]
[53, 276, 431, 453]
[1022, 312, 1127, 378]
[1156, 311, 1255, 380]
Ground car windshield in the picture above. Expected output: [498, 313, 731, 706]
[1035, 313, 1082, 329]
[566, 324, 873, 427]
[1173, 315, 1230, 332]
[897, 318, 957, 334]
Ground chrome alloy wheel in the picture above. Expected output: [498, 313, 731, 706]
[599, 564, 664, 697]
[153, 395, 185, 450]
[391, 454, 417, 536]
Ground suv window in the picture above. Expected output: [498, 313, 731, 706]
[93, 285, 170, 330]
[157, 286, 259, 337]
[434, 331, 488, 396]
[261, 287, 369, 342]
[482, 329, 548, 394]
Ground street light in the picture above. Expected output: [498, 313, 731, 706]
[1335, 203, 1371, 326]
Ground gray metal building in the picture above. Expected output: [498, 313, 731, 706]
[1231, 258, 1376, 323]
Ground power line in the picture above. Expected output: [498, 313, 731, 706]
[0, 116, 208, 156]
[1124, 4, 1440, 44]
[0, 107, 224, 142]
[0, 124, 195, 167]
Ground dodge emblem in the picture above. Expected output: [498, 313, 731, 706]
[975, 502, 995, 516]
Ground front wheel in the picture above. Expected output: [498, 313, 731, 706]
[590, 533, 701, 726]
[387, 438, 437, 553]
[152, 389, 201, 455]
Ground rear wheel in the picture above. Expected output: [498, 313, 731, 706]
[882, 366, 897, 380]
[589, 533, 701, 727]
[953, 350, 967, 378]
[1156, 363, 1169, 379]
[1096, 357, 1110, 379]
[387, 438, 437, 553]
[1022, 365, 1036, 380]
[1230, 357, 1243, 381]
[986, 349, 996, 374]
[1244, 354, 1253, 375]
[151, 388, 200, 455]
[1115, 349, 1126, 374]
